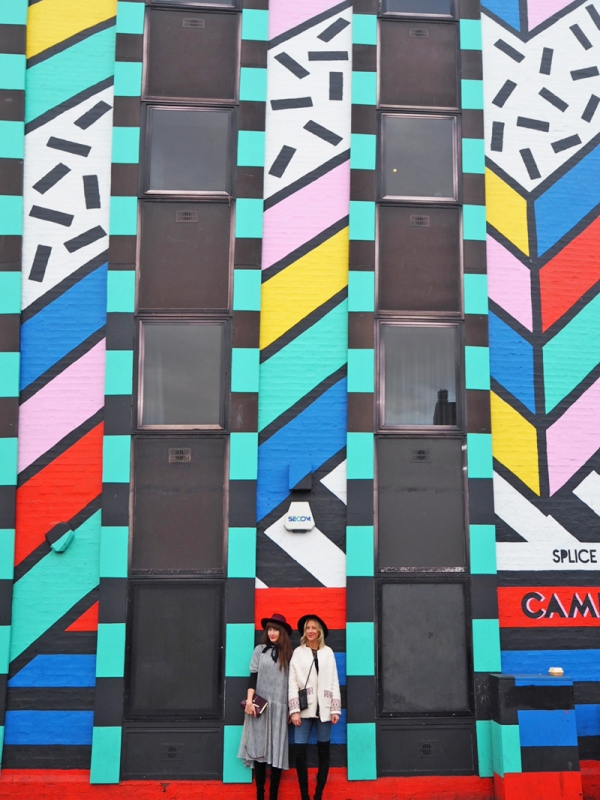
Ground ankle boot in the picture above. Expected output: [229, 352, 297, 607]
[255, 761, 267, 800]
[293, 744, 310, 800]
[269, 766, 282, 800]
[314, 741, 330, 800]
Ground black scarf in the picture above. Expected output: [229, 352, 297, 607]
[263, 643, 278, 663]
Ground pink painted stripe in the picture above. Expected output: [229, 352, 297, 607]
[547, 376, 600, 495]
[269, 0, 341, 41]
[527, 0, 574, 30]
[487, 236, 533, 331]
[17, 341, 106, 473]
[262, 160, 350, 270]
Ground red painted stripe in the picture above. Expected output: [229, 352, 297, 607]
[499, 586, 600, 628]
[14, 424, 104, 565]
[498, 770, 582, 799]
[581, 760, 600, 800]
[65, 601, 98, 632]
[255, 588, 346, 631]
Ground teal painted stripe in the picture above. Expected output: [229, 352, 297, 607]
[236, 198, 263, 238]
[0, 54, 25, 90]
[233, 269, 261, 311]
[470, 525, 497, 575]
[237, 130, 265, 167]
[0, 120, 24, 158]
[462, 137, 485, 174]
[105, 350, 133, 395]
[227, 528, 256, 579]
[0, 626, 10, 674]
[258, 302, 348, 430]
[491, 720, 522, 777]
[472, 618, 501, 673]
[231, 348, 259, 393]
[460, 19, 482, 50]
[463, 204, 487, 240]
[229, 433, 258, 480]
[464, 273, 488, 314]
[347, 433, 373, 479]
[349, 200, 375, 241]
[467, 433, 493, 478]
[111, 127, 139, 164]
[90, 726, 122, 785]
[240, 67, 267, 102]
[223, 725, 252, 783]
[348, 271, 375, 312]
[241, 8, 268, 41]
[9, 512, 101, 660]
[106, 270, 135, 313]
[109, 196, 137, 236]
[0, 272, 21, 314]
[346, 622, 375, 675]
[353, 14, 377, 45]
[348, 348, 374, 393]
[96, 623, 126, 677]
[543, 291, 600, 412]
[352, 71, 376, 105]
[114, 60, 142, 97]
[347, 723, 377, 781]
[346, 526, 374, 577]
[0, 530, 15, 580]
[0, 0, 28, 25]
[476, 719, 493, 778]
[465, 345, 490, 390]
[25, 28, 115, 123]
[0, 195, 23, 235]
[0, 352, 19, 398]
[350, 133, 376, 170]
[461, 79, 484, 109]
[99, 527, 128, 579]
[0, 439, 17, 485]
[116, 1, 145, 34]
[102, 435, 131, 483]
[225, 623, 255, 677]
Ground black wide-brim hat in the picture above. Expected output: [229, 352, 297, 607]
[261, 613, 293, 636]
[298, 614, 329, 639]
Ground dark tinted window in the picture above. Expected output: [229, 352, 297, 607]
[140, 321, 225, 427]
[128, 582, 222, 715]
[139, 202, 230, 311]
[145, 107, 231, 194]
[377, 438, 465, 568]
[380, 583, 469, 712]
[381, 115, 456, 200]
[379, 21, 458, 108]
[382, 0, 454, 15]
[381, 324, 458, 427]
[378, 206, 460, 312]
[145, 10, 239, 101]
[132, 437, 225, 570]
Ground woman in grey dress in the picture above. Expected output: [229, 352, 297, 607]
[238, 612, 293, 800]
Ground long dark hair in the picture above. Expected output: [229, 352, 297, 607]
[261, 622, 292, 670]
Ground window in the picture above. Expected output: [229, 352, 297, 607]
[380, 114, 457, 201]
[380, 323, 459, 428]
[127, 582, 222, 716]
[378, 206, 461, 313]
[377, 438, 465, 569]
[138, 202, 231, 311]
[380, 583, 469, 713]
[149, 0, 237, 6]
[144, 107, 232, 195]
[379, 21, 458, 108]
[145, 10, 239, 101]
[132, 437, 226, 571]
[139, 321, 226, 427]
[381, 0, 454, 16]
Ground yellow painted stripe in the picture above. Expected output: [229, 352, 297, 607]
[485, 168, 529, 257]
[491, 392, 540, 495]
[260, 227, 349, 350]
[26, 0, 117, 59]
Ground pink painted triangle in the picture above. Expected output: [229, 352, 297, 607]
[527, 0, 576, 31]
[269, 0, 343, 41]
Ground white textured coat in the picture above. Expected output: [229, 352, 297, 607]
[288, 644, 341, 721]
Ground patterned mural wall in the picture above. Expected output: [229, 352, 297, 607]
[482, 0, 600, 769]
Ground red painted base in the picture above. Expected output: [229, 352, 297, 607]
[582, 761, 600, 800]
[494, 771, 583, 800]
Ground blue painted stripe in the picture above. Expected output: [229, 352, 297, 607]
[20, 264, 107, 389]
[489, 312, 535, 413]
[257, 379, 347, 521]
[8, 655, 96, 687]
[335, 652, 346, 686]
[518, 709, 578, 747]
[481, 0, 520, 29]
[502, 650, 600, 681]
[514, 677, 573, 687]
[4, 711, 93, 745]
[575, 704, 600, 737]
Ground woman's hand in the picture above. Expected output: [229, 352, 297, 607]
[291, 713, 302, 727]
[331, 714, 339, 725]
[245, 700, 257, 716]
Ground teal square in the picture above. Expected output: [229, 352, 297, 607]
[107, 271, 135, 313]
[0, 626, 10, 674]
[225, 623, 255, 677]
[350, 133, 376, 170]
[96, 624, 126, 677]
[0, 121, 24, 158]
[462, 79, 484, 110]
[0, 195, 23, 235]
[229, 433, 258, 480]
[465, 345, 490, 390]
[491, 721, 522, 777]
[109, 196, 137, 236]
[242, 8, 269, 41]
[105, 350, 133, 395]
[0, 530, 15, 580]
[90, 726, 122, 785]
[463, 204, 487, 241]
[102, 435, 131, 483]
[352, 71, 376, 105]
[235, 198, 263, 239]
[0, 0, 28, 25]
[231, 348, 260, 393]
[470, 525, 497, 575]
[0, 352, 19, 397]
[233, 269, 261, 311]
[346, 526, 374, 577]
[349, 201, 375, 241]
[240, 67, 267, 102]
[238, 130, 265, 167]
[462, 138, 485, 174]
[348, 271, 375, 312]
[464, 273, 488, 314]
[460, 19, 482, 50]
[111, 127, 140, 164]
[223, 725, 252, 783]
[0, 439, 17, 485]
[472, 618, 501, 672]
[346, 622, 375, 675]
[347, 433, 374, 479]
[0, 54, 25, 90]
[348, 349, 374, 393]
[228, 528, 256, 578]
[116, 1, 145, 34]
[99, 527, 129, 578]
[353, 14, 377, 45]
[476, 720, 493, 778]
[114, 61, 142, 97]
[347, 723, 377, 781]
[0, 272, 21, 314]
[467, 432, 493, 478]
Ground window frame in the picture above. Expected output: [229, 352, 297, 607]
[147, 0, 240, 11]
[378, 0, 456, 19]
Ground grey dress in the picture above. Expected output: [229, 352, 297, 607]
[238, 645, 289, 770]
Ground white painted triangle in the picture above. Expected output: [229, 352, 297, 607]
[255, 577, 269, 589]
[574, 471, 600, 517]
[320, 460, 347, 505]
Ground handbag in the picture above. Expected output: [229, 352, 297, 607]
[240, 694, 268, 715]
[298, 657, 316, 712]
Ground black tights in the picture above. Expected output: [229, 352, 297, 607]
[254, 761, 282, 800]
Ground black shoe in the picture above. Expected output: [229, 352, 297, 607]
[293, 744, 310, 800]
[314, 741, 330, 800]
[270, 766, 282, 800]
[255, 761, 267, 800]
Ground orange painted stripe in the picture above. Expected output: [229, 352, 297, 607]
[255, 588, 346, 631]
[14, 424, 104, 565]
[65, 601, 99, 632]
[499, 586, 600, 628]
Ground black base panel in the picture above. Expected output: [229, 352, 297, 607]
[377, 721, 476, 776]
[521, 746, 580, 773]
[579, 736, 600, 760]
[2, 745, 91, 769]
[121, 727, 222, 780]
[288, 744, 346, 768]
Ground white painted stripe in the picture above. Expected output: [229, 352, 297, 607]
[320, 459, 346, 505]
[574, 470, 600, 516]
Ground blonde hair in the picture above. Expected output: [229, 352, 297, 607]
[300, 618, 325, 649]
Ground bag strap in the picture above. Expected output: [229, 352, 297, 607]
[303, 652, 316, 690]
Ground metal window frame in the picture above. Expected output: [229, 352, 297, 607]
[147, 0, 240, 12]
[378, 0, 456, 20]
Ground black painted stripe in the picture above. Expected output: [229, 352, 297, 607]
[268, 0, 352, 49]
[588, 3, 600, 30]
[261, 216, 349, 279]
[264, 150, 349, 209]
[318, 17, 349, 42]
[520, 148, 541, 179]
[491, 121, 504, 152]
[271, 97, 313, 110]
[539, 87, 568, 112]
[552, 134, 582, 153]
[329, 72, 343, 100]
[540, 47, 553, 75]
[269, 145, 296, 178]
[492, 79, 517, 108]
[517, 116, 550, 131]
[571, 23, 593, 50]
[29, 205, 74, 227]
[304, 119, 342, 145]
[74, 100, 112, 130]
[83, 175, 101, 209]
[583, 94, 600, 122]
[308, 51, 348, 61]
[26, 77, 114, 134]
[28, 244, 51, 282]
[47, 137, 91, 157]
[33, 163, 70, 195]
[572, 66, 600, 80]
[64, 225, 107, 254]
[7, 687, 96, 711]
[26, 17, 116, 68]
[494, 39, 524, 62]
[274, 52, 309, 79]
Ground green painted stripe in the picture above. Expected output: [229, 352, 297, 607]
[0, 272, 21, 314]
[347, 433, 374, 479]
[491, 720, 522, 777]
[227, 528, 256, 578]
[352, 14, 377, 45]
[111, 126, 139, 163]
[223, 725, 252, 783]
[241, 8, 268, 41]
[231, 348, 260, 393]
[352, 71, 376, 105]
[0, 120, 24, 158]
[0, 352, 19, 398]
[25, 28, 115, 123]
[0, 0, 28, 25]
[0, 438, 17, 485]
[467, 433, 493, 478]
[106, 270, 135, 313]
[346, 526, 374, 577]
[0, 54, 25, 90]
[464, 273, 488, 314]
[349, 200, 375, 240]
[470, 525, 497, 575]
[347, 723, 377, 781]
[346, 622, 375, 675]
[0, 626, 10, 674]
[9, 512, 101, 660]
[348, 348, 374, 393]
[102, 435, 131, 483]
[258, 302, 348, 430]
[225, 623, 255, 677]
[465, 345, 490, 390]
[235, 198, 263, 238]
[462, 137, 485, 174]
[461, 79, 484, 109]
[105, 350, 133, 395]
[96, 623, 126, 677]
[237, 129, 265, 167]
[0, 530, 15, 580]
[116, 1, 145, 34]
[476, 719, 493, 778]
[99, 527, 128, 579]
[463, 204, 487, 240]
[460, 19, 482, 50]
[240, 67, 267, 102]
[109, 195, 137, 236]
[114, 60, 142, 97]
[233, 269, 261, 311]
[350, 133, 376, 170]
[0, 195, 23, 235]
[90, 726, 122, 784]
[229, 433, 258, 481]
[472, 618, 501, 672]
[348, 271, 375, 312]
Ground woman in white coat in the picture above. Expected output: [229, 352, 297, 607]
[288, 614, 341, 800]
